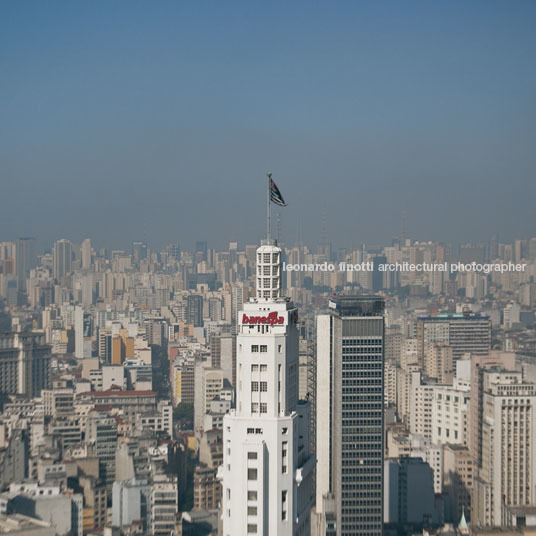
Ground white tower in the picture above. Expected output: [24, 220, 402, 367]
[219, 238, 314, 536]
[255, 242, 282, 300]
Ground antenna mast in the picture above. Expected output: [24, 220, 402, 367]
[267, 173, 272, 241]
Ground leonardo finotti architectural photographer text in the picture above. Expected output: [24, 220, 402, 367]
[282, 261, 526, 274]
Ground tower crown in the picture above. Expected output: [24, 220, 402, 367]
[256, 241, 281, 300]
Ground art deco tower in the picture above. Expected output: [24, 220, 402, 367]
[220, 238, 314, 535]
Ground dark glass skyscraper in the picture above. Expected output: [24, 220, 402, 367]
[186, 294, 204, 327]
[315, 296, 384, 536]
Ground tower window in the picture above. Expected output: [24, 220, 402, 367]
[248, 468, 258, 480]
[282, 490, 288, 520]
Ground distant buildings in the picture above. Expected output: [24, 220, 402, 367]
[1, 230, 536, 534]
[0, 332, 51, 397]
[15, 237, 36, 293]
[53, 239, 73, 281]
[416, 312, 491, 363]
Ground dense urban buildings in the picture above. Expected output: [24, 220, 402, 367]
[0, 232, 536, 534]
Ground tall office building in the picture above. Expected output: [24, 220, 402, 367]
[195, 240, 208, 262]
[75, 305, 93, 359]
[472, 369, 536, 526]
[315, 296, 385, 536]
[0, 332, 51, 397]
[86, 411, 118, 489]
[15, 237, 36, 292]
[132, 242, 147, 263]
[211, 332, 237, 387]
[81, 238, 92, 269]
[53, 238, 73, 280]
[468, 351, 516, 471]
[231, 283, 249, 327]
[416, 312, 491, 364]
[186, 294, 204, 327]
[220, 240, 314, 536]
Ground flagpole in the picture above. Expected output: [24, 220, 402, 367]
[267, 173, 271, 241]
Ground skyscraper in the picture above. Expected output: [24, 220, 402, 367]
[15, 237, 36, 292]
[416, 312, 491, 364]
[53, 238, 73, 280]
[472, 369, 536, 526]
[0, 332, 51, 397]
[186, 294, 204, 327]
[81, 238, 92, 270]
[315, 296, 385, 536]
[220, 239, 314, 535]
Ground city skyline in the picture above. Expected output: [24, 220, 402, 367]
[2, 2, 536, 535]
[2, 1, 536, 249]
[1, 230, 533, 260]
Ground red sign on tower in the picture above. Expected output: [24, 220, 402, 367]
[242, 311, 284, 325]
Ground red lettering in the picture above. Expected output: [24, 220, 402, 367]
[241, 312, 285, 325]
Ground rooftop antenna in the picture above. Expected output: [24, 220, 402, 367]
[266, 173, 272, 242]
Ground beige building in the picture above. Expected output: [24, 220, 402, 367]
[425, 344, 453, 383]
[473, 369, 536, 526]
[193, 464, 221, 510]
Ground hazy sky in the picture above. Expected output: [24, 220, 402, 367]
[2, 1, 535, 252]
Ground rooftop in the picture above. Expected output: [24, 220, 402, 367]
[78, 390, 156, 398]
[328, 295, 385, 316]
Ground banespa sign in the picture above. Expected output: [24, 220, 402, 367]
[242, 311, 285, 325]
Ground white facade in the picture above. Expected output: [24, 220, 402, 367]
[431, 382, 470, 446]
[474, 370, 536, 526]
[220, 242, 313, 536]
[409, 371, 434, 438]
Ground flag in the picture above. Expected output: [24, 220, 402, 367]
[268, 173, 287, 207]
